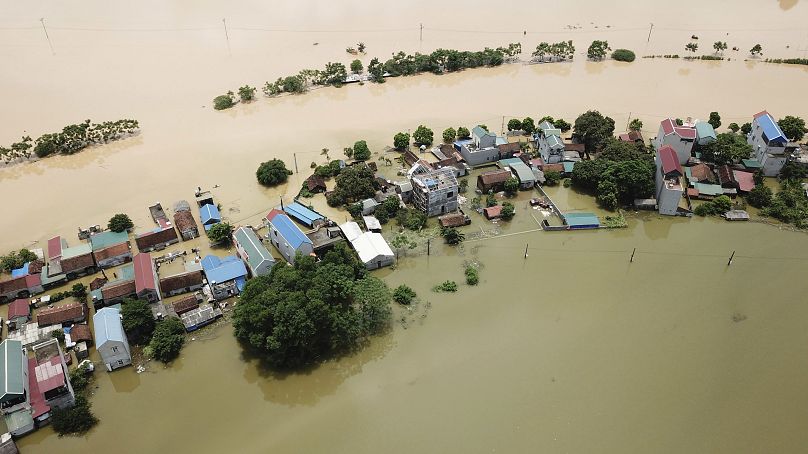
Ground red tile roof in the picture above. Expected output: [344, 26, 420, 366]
[688, 163, 715, 182]
[686, 187, 700, 197]
[674, 127, 697, 139]
[483, 205, 503, 219]
[133, 253, 157, 294]
[619, 131, 643, 142]
[543, 163, 564, 173]
[717, 165, 736, 186]
[265, 209, 285, 222]
[47, 236, 63, 259]
[28, 260, 44, 274]
[660, 118, 696, 139]
[658, 145, 682, 175]
[60, 252, 95, 274]
[135, 227, 178, 251]
[660, 118, 676, 135]
[0, 274, 41, 295]
[173, 210, 198, 234]
[159, 270, 204, 294]
[172, 295, 200, 315]
[478, 169, 512, 186]
[8, 299, 30, 319]
[734, 170, 756, 192]
[27, 357, 50, 419]
[93, 242, 131, 262]
[101, 280, 136, 300]
[37, 301, 85, 326]
[70, 324, 92, 343]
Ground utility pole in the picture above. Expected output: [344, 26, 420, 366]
[626, 112, 632, 131]
[630, 247, 636, 263]
[647, 23, 654, 44]
[223, 18, 231, 56]
[524, 243, 529, 259]
[40, 18, 55, 55]
[727, 250, 735, 266]
[427, 238, 430, 256]
[420, 23, 423, 43]
[501, 116, 505, 136]
[293, 153, 299, 174]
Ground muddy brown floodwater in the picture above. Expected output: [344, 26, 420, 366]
[2, 0, 808, 453]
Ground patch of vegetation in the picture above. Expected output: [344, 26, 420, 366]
[0, 248, 38, 273]
[756, 180, 808, 228]
[121, 298, 156, 345]
[393, 132, 410, 150]
[256, 158, 293, 186]
[571, 140, 654, 210]
[500, 202, 515, 221]
[532, 41, 575, 62]
[238, 85, 256, 102]
[396, 208, 428, 231]
[352, 140, 371, 161]
[603, 213, 627, 228]
[213, 92, 235, 110]
[587, 40, 610, 60]
[432, 280, 458, 293]
[148, 317, 186, 363]
[611, 49, 636, 62]
[108, 213, 133, 233]
[440, 227, 465, 245]
[326, 164, 377, 207]
[693, 195, 732, 217]
[51, 396, 98, 436]
[504, 177, 519, 196]
[700, 133, 752, 165]
[544, 170, 561, 186]
[413, 125, 434, 146]
[464, 265, 479, 285]
[393, 284, 417, 305]
[207, 222, 234, 246]
[765, 58, 808, 66]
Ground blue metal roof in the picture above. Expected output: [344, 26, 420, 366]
[201, 255, 247, 284]
[93, 307, 126, 347]
[199, 204, 221, 226]
[10, 263, 29, 278]
[283, 202, 324, 227]
[564, 212, 600, 229]
[757, 113, 787, 143]
[268, 212, 312, 249]
[563, 161, 576, 173]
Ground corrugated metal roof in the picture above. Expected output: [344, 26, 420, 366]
[695, 183, 724, 196]
[133, 253, 157, 294]
[234, 227, 275, 272]
[733, 170, 756, 192]
[351, 232, 394, 265]
[563, 162, 576, 173]
[538, 120, 555, 131]
[362, 216, 382, 230]
[199, 204, 221, 225]
[0, 340, 25, 402]
[283, 202, 324, 227]
[89, 230, 129, 251]
[510, 162, 536, 183]
[742, 159, 763, 169]
[201, 255, 247, 284]
[93, 307, 127, 348]
[8, 299, 29, 319]
[339, 222, 364, 242]
[268, 212, 312, 249]
[754, 111, 787, 143]
[564, 212, 601, 228]
[546, 135, 564, 148]
[658, 145, 682, 175]
[61, 243, 92, 259]
[695, 121, 717, 141]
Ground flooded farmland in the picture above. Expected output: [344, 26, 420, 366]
[2, 0, 808, 452]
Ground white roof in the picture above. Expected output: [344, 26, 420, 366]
[351, 232, 394, 265]
[362, 216, 382, 231]
[339, 222, 364, 242]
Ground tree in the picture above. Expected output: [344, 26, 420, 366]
[708, 111, 722, 129]
[390, 234, 416, 258]
[713, 41, 728, 54]
[544, 170, 561, 186]
[440, 227, 465, 245]
[629, 118, 643, 131]
[611, 49, 636, 62]
[397, 208, 427, 230]
[675, 118, 684, 126]
[477, 124, 489, 132]
[413, 125, 434, 146]
[207, 222, 234, 245]
[108, 213, 133, 233]
[367, 58, 385, 82]
[51, 396, 98, 436]
[464, 265, 479, 285]
[587, 40, 610, 60]
[393, 132, 410, 150]
[485, 192, 497, 207]
[71, 283, 87, 301]
[282, 75, 305, 93]
[393, 284, 417, 305]
[503, 177, 519, 196]
[323, 62, 348, 85]
[256, 158, 292, 186]
[780, 161, 808, 181]
[213, 92, 235, 110]
[121, 298, 155, 345]
[554, 118, 571, 132]
[750, 44, 763, 56]
[457, 126, 471, 139]
[571, 159, 609, 192]
[332, 164, 377, 204]
[522, 117, 536, 135]
[442, 127, 457, 143]
[740, 123, 753, 135]
[350, 59, 363, 73]
[357, 42, 366, 53]
[685, 42, 698, 53]
[0, 249, 39, 273]
[573, 110, 616, 154]
[599, 139, 648, 162]
[728, 122, 740, 133]
[352, 140, 371, 161]
[149, 317, 185, 363]
[238, 85, 256, 102]
[778, 116, 806, 141]
[500, 202, 515, 220]
[701, 133, 752, 165]
[507, 119, 523, 131]
[747, 185, 773, 208]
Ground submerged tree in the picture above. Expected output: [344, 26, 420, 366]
[750, 44, 763, 56]
[108, 213, 133, 233]
[587, 40, 610, 60]
[685, 42, 699, 53]
[256, 159, 292, 186]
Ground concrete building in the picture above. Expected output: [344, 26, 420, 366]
[173, 201, 200, 241]
[36, 302, 86, 327]
[694, 121, 717, 147]
[159, 270, 204, 297]
[31, 340, 74, 410]
[264, 210, 314, 265]
[89, 230, 132, 269]
[654, 118, 697, 165]
[536, 120, 565, 164]
[339, 222, 395, 270]
[0, 340, 29, 416]
[201, 255, 247, 300]
[656, 145, 686, 216]
[499, 158, 535, 189]
[411, 167, 459, 217]
[7, 299, 31, 331]
[49, 242, 95, 279]
[233, 226, 276, 277]
[93, 307, 132, 372]
[133, 253, 160, 303]
[748, 110, 800, 177]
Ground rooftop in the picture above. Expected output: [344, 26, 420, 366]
[200, 204, 222, 226]
[61, 243, 92, 260]
[411, 167, 458, 192]
[93, 307, 126, 347]
[0, 340, 25, 402]
[7, 299, 30, 319]
[133, 253, 157, 294]
[201, 255, 247, 284]
[753, 110, 788, 143]
[564, 212, 601, 228]
[350, 232, 394, 264]
[37, 302, 84, 326]
[233, 227, 276, 270]
[266, 212, 312, 249]
[283, 201, 324, 227]
[658, 145, 682, 175]
[89, 230, 129, 251]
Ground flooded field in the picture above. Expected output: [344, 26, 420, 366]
[2, 0, 808, 452]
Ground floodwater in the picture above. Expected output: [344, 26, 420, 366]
[2, 0, 808, 452]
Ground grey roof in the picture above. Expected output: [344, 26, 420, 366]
[233, 227, 276, 272]
[93, 307, 127, 348]
[510, 162, 536, 183]
[0, 340, 25, 403]
[61, 243, 92, 259]
[538, 120, 555, 131]
[89, 230, 129, 251]
[472, 126, 495, 140]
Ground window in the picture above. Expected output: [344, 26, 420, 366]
[112, 346, 119, 353]
[117, 360, 124, 365]
[447, 192, 453, 198]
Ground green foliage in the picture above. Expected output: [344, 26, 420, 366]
[213, 93, 235, 110]
[51, 395, 98, 436]
[507, 119, 523, 131]
[708, 111, 722, 129]
[393, 132, 410, 150]
[413, 125, 434, 146]
[69, 363, 92, 393]
[256, 159, 292, 186]
[3, 119, 138, 161]
[283, 75, 306, 93]
[459, 178, 469, 193]
[350, 59, 363, 73]
[323, 62, 348, 85]
[232, 244, 391, 368]
[121, 298, 155, 345]
[381, 47, 507, 77]
[532, 41, 575, 61]
[740, 122, 752, 135]
[352, 140, 371, 161]
[397, 208, 427, 230]
[440, 227, 465, 245]
[71, 283, 87, 301]
[572, 156, 654, 210]
[443, 127, 457, 143]
[713, 41, 728, 54]
[777, 116, 806, 141]
[331, 165, 377, 205]
[603, 213, 627, 228]
[393, 284, 417, 305]
[747, 185, 773, 208]
[611, 48, 636, 62]
[599, 138, 648, 162]
[457, 126, 471, 139]
[149, 317, 185, 363]
[675, 118, 684, 126]
[0, 248, 38, 273]
[52, 330, 65, 343]
[629, 118, 643, 131]
[485, 193, 497, 207]
[728, 122, 740, 133]
[108, 213, 133, 233]
[207, 222, 234, 245]
[238, 85, 256, 102]
[694, 195, 732, 216]
[573, 110, 615, 153]
[464, 265, 479, 285]
[432, 281, 458, 293]
[522, 117, 536, 134]
[347, 202, 363, 219]
[504, 177, 519, 196]
[544, 170, 561, 186]
[700, 132, 752, 165]
[570, 159, 609, 192]
[758, 180, 808, 226]
[685, 42, 698, 53]
[314, 160, 342, 178]
[587, 40, 610, 60]
[390, 234, 417, 257]
[367, 58, 385, 82]
[750, 44, 763, 56]
[779, 161, 808, 182]
[500, 202, 515, 220]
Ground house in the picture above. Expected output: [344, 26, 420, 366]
[159, 270, 204, 297]
[360, 198, 380, 215]
[133, 253, 160, 303]
[306, 225, 345, 253]
[0, 340, 29, 416]
[694, 121, 717, 147]
[394, 181, 414, 202]
[31, 340, 74, 410]
[536, 120, 565, 164]
[564, 212, 601, 229]
[36, 301, 86, 327]
[0, 274, 43, 304]
[734, 170, 756, 193]
[201, 255, 247, 300]
[199, 204, 222, 231]
[439, 211, 471, 228]
[93, 307, 132, 372]
[411, 167, 459, 217]
[99, 279, 136, 307]
[180, 303, 223, 332]
[748, 110, 801, 177]
[363, 216, 382, 232]
[6, 323, 61, 349]
[618, 130, 644, 144]
[497, 142, 521, 159]
[716, 165, 737, 188]
[7, 299, 31, 330]
[483, 205, 503, 220]
[265, 210, 314, 265]
[499, 158, 535, 189]
[173, 202, 200, 241]
[305, 175, 327, 193]
[453, 127, 504, 167]
[89, 230, 131, 269]
[67, 324, 92, 346]
[283, 201, 325, 228]
[233, 226, 276, 277]
[477, 169, 512, 193]
[684, 163, 717, 184]
[135, 227, 179, 252]
[654, 118, 697, 165]
[55, 243, 96, 279]
[655, 145, 686, 216]
[171, 294, 201, 316]
[339, 222, 395, 270]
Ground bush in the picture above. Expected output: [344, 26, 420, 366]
[500, 202, 515, 220]
[612, 49, 636, 62]
[465, 266, 479, 285]
[440, 227, 465, 245]
[432, 281, 458, 293]
[121, 298, 155, 345]
[397, 208, 427, 231]
[504, 177, 519, 196]
[149, 317, 186, 363]
[108, 213, 133, 233]
[353, 140, 371, 161]
[207, 222, 233, 245]
[694, 195, 732, 216]
[443, 127, 457, 143]
[747, 185, 772, 208]
[256, 159, 292, 186]
[393, 285, 417, 305]
[413, 125, 433, 146]
[69, 365, 92, 393]
[213, 93, 235, 110]
[393, 132, 410, 150]
[238, 85, 256, 102]
[51, 396, 98, 436]
[544, 170, 561, 186]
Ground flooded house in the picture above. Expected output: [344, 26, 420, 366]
[410, 167, 459, 217]
[283, 201, 326, 229]
[748, 110, 800, 177]
[171, 294, 201, 316]
[618, 130, 644, 144]
[264, 209, 314, 265]
[89, 230, 132, 269]
[477, 169, 512, 193]
[199, 204, 222, 232]
[31, 339, 75, 411]
[499, 158, 535, 189]
[233, 226, 276, 277]
[135, 226, 179, 253]
[455, 126, 503, 166]
[694, 121, 717, 147]
[654, 118, 697, 165]
[201, 255, 247, 300]
[339, 222, 395, 270]
[133, 253, 160, 303]
[655, 145, 687, 216]
[394, 181, 413, 203]
[536, 120, 565, 164]
[304, 175, 327, 194]
[7, 299, 31, 331]
[36, 301, 86, 327]
[93, 307, 131, 372]
[173, 200, 200, 241]
[159, 269, 204, 297]
[360, 198, 379, 216]
[0, 275, 43, 304]
[180, 303, 223, 332]
[306, 224, 345, 254]
[49, 242, 95, 280]
[0, 339, 34, 437]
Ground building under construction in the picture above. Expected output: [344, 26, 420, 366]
[410, 167, 459, 217]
